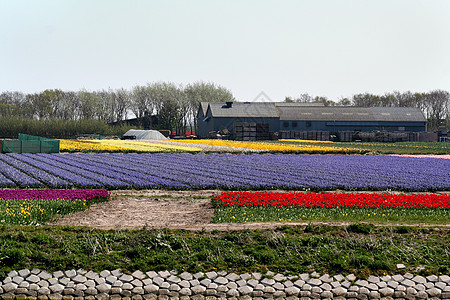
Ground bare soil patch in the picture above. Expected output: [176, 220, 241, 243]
[50, 190, 217, 230]
[50, 189, 450, 230]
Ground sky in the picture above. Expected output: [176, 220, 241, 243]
[1, 0, 449, 102]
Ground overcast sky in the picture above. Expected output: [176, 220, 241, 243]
[1, 0, 449, 102]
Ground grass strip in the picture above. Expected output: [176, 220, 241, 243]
[0, 225, 448, 280]
[212, 206, 450, 224]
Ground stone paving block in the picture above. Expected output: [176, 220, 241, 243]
[392, 274, 404, 282]
[299, 273, 309, 281]
[416, 283, 426, 291]
[191, 285, 206, 294]
[49, 284, 65, 294]
[27, 274, 41, 283]
[273, 290, 286, 298]
[412, 275, 427, 284]
[285, 286, 300, 296]
[200, 278, 211, 287]
[207, 282, 218, 290]
[131, 271, 146, 280]
[112, 280, 123, 287]
[331, 281, 341, 288]
[131, 279, 143, 287]
[157, 271, 170, 279]
[246, 279, 259, 288]
[145, 271, 158, 279]
[179, 287, 192, 296]
[320, 283, 332, 291]
[72, 275, 86, 284]
[205, 271, 217, 280]
[355, 280, 368, 287]
[84, 280, 95, 288]
[366, 283, 378, 291]
[144, 284, 159, 293]
[159, 282, 170, 289]
[348, 285, 359, 292]
[226, 288, 239, 297]
[180, 272, 193, 281]
[416, 290, 428, 299]
[38, 280, 50, 288]
[332, 287, 347, 296]
[261, 278, 275, 286]
[272, 282, 284, 290]
[319, 274, 332, 283]
[272, 274, 285, 282]
[225, 273, 239, 282]
[307, 278, 322, 286]
[346, 274, 356, 281]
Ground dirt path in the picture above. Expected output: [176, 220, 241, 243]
[50, 190, 450, 230]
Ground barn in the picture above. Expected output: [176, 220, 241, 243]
[197, 102, 427, 139]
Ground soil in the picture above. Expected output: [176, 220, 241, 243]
[50, 190, 450, 231]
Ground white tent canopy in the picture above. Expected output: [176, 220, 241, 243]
[122, 130, 167, 140]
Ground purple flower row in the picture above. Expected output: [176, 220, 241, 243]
[0, 153, 448, 191]
[0, 188, 110, 201]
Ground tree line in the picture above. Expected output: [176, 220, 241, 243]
[285, 90, 449, 131]
[1, 83, 448, 136]
[0, 81, 234, 135]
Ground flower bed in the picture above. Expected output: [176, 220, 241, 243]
[213, 191, 450, 224]
[0, 153, 448, 191]
[59, 139, 202, 153]
[0, 188, 109, 202]
[172, 139, 362, 153]
[0, 189, 110, 225]
[214, 191, 450, 208]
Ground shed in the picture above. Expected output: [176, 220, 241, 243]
[122, 130, 167, 140]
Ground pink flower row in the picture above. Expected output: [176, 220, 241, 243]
[0, 189, 110, 201]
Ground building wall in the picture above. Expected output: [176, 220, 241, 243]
[198, 117, 279, 137]
[279, 120, 426, 132]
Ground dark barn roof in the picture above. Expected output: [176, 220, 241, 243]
[207, 102, 279, 118]
[201, 102, 425, 123]
[275, 106, 426, 122]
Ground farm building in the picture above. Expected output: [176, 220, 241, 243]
[197, 102, 427, 139]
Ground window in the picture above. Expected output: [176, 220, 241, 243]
[283, 121, 289, 128]
[292, 121, 298, 127]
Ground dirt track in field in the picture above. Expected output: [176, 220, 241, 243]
[49, 190, 450, 231]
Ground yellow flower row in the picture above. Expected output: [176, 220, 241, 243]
[59, 139, 131, 152]
[172, 139, 354, 153]
[85, 139, 202, 153]
[279, 139, 333, 144]
[59, 139, 201, 153]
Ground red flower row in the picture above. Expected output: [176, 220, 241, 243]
[214, 191, 450, 208]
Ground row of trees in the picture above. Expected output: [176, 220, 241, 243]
[285, 90, 449, 131]
[2, 84, 448, 134]
[0, 82, 234, 135]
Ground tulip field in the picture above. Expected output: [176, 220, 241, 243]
[0, 189, 110, 225]
[0, 153, 449, 191]
[212, 191, 450, 224]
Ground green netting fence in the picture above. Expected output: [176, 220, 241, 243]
[1, 134, 60, 154]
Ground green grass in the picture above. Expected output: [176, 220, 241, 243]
[273, 141, 450, 155]
[212, 206, 450, 225]
[0, 225, 448, 280]
[0, 198, 107, 225]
